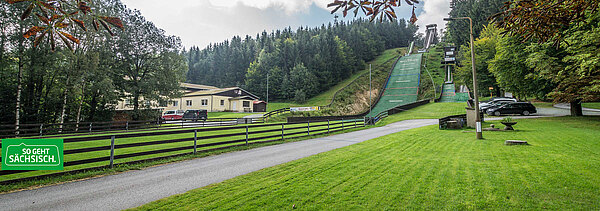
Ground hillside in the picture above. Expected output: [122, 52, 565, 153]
[185, 20, 418, 103]
[268, 48, 405, 114]
[418, 44, 448, 100]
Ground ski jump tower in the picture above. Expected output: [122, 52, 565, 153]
[419, 24, 438, 52]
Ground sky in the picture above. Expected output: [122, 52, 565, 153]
[120, 0, 451, 49]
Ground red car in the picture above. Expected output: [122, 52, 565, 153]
[162, 110, 184, 120]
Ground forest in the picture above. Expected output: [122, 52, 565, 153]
[0, 0, 186, 124]
[446, 0, 599, 115]
[185, 19, 418, 102]
[1, 0, 418, 126]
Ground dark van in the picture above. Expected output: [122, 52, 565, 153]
[183, 109, 208, 121]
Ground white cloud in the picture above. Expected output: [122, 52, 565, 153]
[415, 0, 451, 34]
[121, 0, 339, 48]
[119, 0, 434, 48]
[210, 0, 332, 14]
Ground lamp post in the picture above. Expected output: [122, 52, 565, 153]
[444, 17, 483, 139]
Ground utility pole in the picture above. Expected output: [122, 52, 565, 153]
[266, 73, 269, 112]
[369, 64, 372, 115]
[444, 17, 482, 139]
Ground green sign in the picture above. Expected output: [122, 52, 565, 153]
[1, 139, 63, 170]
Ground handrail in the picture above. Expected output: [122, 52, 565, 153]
[262, 107, 291, 121]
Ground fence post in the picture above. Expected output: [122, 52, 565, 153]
[281, 123, 285, 140]
[342, 118, 344, 130]
[39, 124, 43, 137]
[327, 120, 330, 134]
[245, 125, 249, 146]
[126, 121, 129, 132]
[307, 121, 310, 136]
[109, 135, 115, 168]
[354, 119, 357, 128]
[194, 130, 197, 154]
[89, 123, 93, 134]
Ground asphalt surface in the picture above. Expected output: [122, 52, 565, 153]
[0, 119, 438, 211]
[553, 103, 600, 113]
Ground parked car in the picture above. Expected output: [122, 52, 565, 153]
[480, 101, 512, 113]
[162, 110, 184, 120]
[486, 102, 537, 116]
[479, 98, 517, 109]
[183, 109, 208, 121]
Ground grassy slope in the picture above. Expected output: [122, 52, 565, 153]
[136, 116, 600, 210]
[267, 48, 404, 111]
[419, 44, 447, 100]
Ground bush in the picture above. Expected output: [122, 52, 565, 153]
[294, 90, 307, 104]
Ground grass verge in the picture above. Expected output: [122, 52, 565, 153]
[134, 116, 600, 210]
[378, 102, 466, 125]
[583, 102, 600, 110]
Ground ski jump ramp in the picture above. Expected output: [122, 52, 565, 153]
[367, 54, 422, 117]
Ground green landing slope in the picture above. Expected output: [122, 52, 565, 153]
[367, 54, 422, 117]
[439, 83, 469, 102]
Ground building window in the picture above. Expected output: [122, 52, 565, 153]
[243, 101, 250, 108]
[159, 101, 167, 107]
[201, 99, 208, 106]
[220, 100, 225, 106]
[186, 100, 192, 106]
[173, 101, 178, 107]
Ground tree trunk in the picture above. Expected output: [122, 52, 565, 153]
[15, 26, 25, 137]
[59, 74, 70, 132]
[570, 99, 583, 116]
[75, 80, 86, 131]
[15, 58, 23, 136]
[133, 93, 140, 120]
[89, 90, 98, 121]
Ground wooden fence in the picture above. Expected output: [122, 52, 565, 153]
[0, 118, 364, 184]
[0, 118, 264, 139]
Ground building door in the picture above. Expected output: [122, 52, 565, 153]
[232, 101, 237, 111]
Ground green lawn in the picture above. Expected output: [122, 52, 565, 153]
[135, 116, 600, 210]
[378, 102, 466, 125]
[208, 112, 260, 118]
[583, 102, 600, 110]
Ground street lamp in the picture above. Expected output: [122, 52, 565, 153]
[444, 17, 483, 139]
